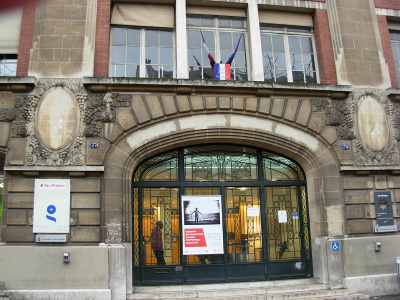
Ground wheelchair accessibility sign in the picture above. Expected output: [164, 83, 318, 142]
[331, 242, 340, 251]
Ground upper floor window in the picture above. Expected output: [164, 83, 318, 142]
[187, 14, 247, 80]
[390, 30, 400, 86]
[109, 4, 175, 78]
[261, 24, 317, 83]
[0, 54, 17, 76]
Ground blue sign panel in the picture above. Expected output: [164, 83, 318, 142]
[90, 142, 99, 148]
[331, 241, 340, 251]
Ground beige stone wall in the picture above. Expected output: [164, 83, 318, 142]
[327, 0, 390, 87]
[28, 0, 97, 78]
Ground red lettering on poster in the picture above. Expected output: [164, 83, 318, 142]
[184, 228, 207, 247]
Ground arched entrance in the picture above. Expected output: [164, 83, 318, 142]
[132, 144, 312, 285]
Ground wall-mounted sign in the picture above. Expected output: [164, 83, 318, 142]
[278, 210, 287, 223]
[331, 241, 340, 251]
[90, 142, 99, 148]
[33, 179, 70, 234]
[35, 235, 67, 243]
[247, 207, 259, 217]
[181, 195, 224, 255]
[373, 191, 397, 233]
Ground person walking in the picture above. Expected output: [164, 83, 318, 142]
[151, 221, 166, 265]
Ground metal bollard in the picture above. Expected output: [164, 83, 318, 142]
[396, 257, 400, 290]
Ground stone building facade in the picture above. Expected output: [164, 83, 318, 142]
[1, 0, 400, 299]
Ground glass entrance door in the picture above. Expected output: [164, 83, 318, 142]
[132, 145, 312, 286]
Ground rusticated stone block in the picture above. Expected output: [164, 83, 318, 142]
[132, 95, 150, 123]
[333, 140, 353, 165]
[191, 96, 204, 111]
[71, 194, 100, 209]
[394, 190, 400, 203]
[245, 97, 257, 112]
[116, 108, 136, 131]
[232, 97, 244, 110]
[343, 177, 374, 190]
[346, 220, 372, 235]
[103, 123, 122, 143]
[283, 99, 299, 122]
[307, 112, 325, 133]
[321, 127, 338, 145]
[374, 176, 387, 190]
[0, 123, 10, 147]
[145, 95, 163, 119]
[344, 190, 370, 204]
[258, 97, 271, 114]
[345, 206, 365, 219]
[271, 98, 285, 117]
[365, 205, 375, 219]
[218, 96, 230, 109]
[176, 95, 190, 112]
[7, 194, 34, 208]
[160, 95, 177, 115]
[70, 227, 100, 243]
[6, 227, 35, 242]
[79, 211, 100, 226]
[7, 178, 34, 193]
[71, 178, 100, 193]
[6, 210, 28, 225]
[86, 138, 110, 166]
[0, 92, 15, 107]
[387, 177, 400, 189]
[9, 138, 26, 166]
[70, 210, 78, 226]
[204, 96, 217, 110]
[296, 99, 311, 126]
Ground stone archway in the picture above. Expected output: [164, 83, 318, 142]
[102, 110, 343, 284]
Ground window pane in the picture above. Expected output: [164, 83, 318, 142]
[189, 66, 202, 79]
[201, 15, 213, 27]
[161, 65, 173, 78]
[188, 30, 200, 48]
[263, 52, 274, 69]
[111, 64, 125, 77]
[127, 46, 140, 64]
[113, 28, 126, 45]
[275, 70, 287, 82]
[234, 51, 246, 68]
[289, 36, 301, 53]
[264, 70, 274, 82]
[112, 46, 126, 64]
[219, 16, 231, 28]
[220, 32, 232, 50]
[188, 48, 202, 66]
[4, 63, 16, 76]
[274, 53, 286, 70]
[127, 65, 140, 77]
[302, 54, 315, 72]
[305, 71, 317, 83]
[202, 31, 215, 49]
[262, 34, 272, 51]
[127, 29, 140, 46]
[272, 35, 284, 52]
[146, 65, 159, 78]
[233, 32, 245, 50]
[292, 70, 304, 82]
[146, 30, 159, 47]
[234, 68, 247, 80]
[160, 31, 173, 47]
[204, 67, 214, 79]
[291, 53, 303, 70]
[301, 37, 313, 53]
[231, 17, 244, 28]
[160, 47, 173, 65]
[187, 14, 201, 26]
[145, 47, 159, 64]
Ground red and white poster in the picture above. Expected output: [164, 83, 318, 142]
[181, 195, 224, 255]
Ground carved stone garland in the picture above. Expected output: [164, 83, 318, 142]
[348, 89, 400, 166]
[23, 80, 87, 166]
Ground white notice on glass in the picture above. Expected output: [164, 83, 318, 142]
[278, 210, 287, 223]
[247, 207, 259, 217]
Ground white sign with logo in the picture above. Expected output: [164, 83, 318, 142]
[33, 179, 70, 233]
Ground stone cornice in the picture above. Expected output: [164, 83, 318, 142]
[82, 77, 352, 99]
[0, 77, 36, 92]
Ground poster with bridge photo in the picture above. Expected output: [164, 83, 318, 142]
[182, 195, 224, 255]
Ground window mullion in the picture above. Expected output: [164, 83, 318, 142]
[140, 29, 146, 77]
[284, 33, 293, 82]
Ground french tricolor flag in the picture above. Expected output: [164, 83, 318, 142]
[214, 64, 231, 80]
